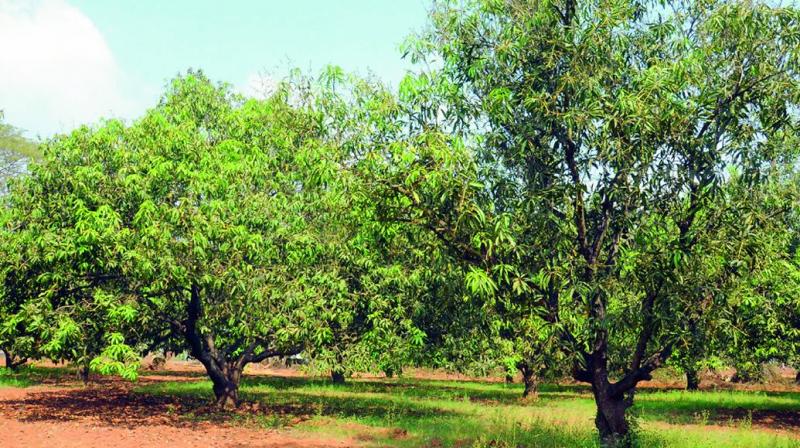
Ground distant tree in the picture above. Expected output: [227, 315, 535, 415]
[0, 111, 39, 191]
[0, 112, 40, 369]
[724, 179, 800, 384]
[664, 174, 800, 389]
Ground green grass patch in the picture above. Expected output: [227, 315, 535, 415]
[134, 375, 800, 448]
[0, 365, 74, 387]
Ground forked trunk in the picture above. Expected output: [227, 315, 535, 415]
[686, 368, 700, 390]
[212, 371, 241, 410]
[183, 284, 243, 410]
[588, 361, 636, 447]
[192, 354, 244, 409]
[181, 285, 301, 410]
[594, 390, 633, 447]
[731, 366, 760, 383]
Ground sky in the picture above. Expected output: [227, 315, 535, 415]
[0, 0, 430, 138]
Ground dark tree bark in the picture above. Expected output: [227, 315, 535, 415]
[181, 284, 246, 409]
[385, 367, 402, 378]
[176, 284, 302, 409]
[1, 349, 26, 371]
[570, 302, 673, 448]
[794, 369, 800, 385]
[79, 364, 90, 384]
[211, 364, 241, 409]
[331, 369, 346, 384]
[686, 368, 700, 390]
[594, 390, 632, 447]
[731, 366, 759, 384]
[1, 349, 10, 369]
[518, 362, 538, 398]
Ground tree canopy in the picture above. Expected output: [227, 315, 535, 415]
[1, 2, 799, 446]
[389, 0, 800, 444]
[0, 71, 430, 405]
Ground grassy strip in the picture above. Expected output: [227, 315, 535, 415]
[136, 376, 800, 448]
[0, 366, 75, 387]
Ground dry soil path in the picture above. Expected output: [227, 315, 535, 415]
[0, 384, 359, 448]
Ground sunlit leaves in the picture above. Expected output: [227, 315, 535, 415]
[396, 0, 800, 391]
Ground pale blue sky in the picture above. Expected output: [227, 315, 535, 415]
[0, 0, 430, 137]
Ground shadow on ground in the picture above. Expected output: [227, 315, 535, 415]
[3, 366, 800, 444]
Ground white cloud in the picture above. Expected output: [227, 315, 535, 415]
[0, 0, 139, 137]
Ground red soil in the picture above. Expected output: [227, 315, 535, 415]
[0, 382, 358, 448]
[4, 360, 799, 447]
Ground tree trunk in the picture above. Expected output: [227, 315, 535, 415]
[523, 373, 538, 398]
[80, 363, 90, 385]
[582, 348, 642, 447]
[384, 368, 394, 378]
[505, 374, 514, 384]
[1, 349, 10, 369]
[594, 391, 632, 447]
[731, 367, 755, 383]
[331, 369, 346, 384]
[183, 284, 244, 410]
[795, 369, 800, 385]
[686, 368, 700, 390]
[519, 363, 538, 398]
[179, 284, 302, 410]
[1, 349, 25, 370]
[211, 367, 241, 410]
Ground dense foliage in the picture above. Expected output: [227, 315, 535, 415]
[392, 0, 800, 444]
[1, 1, 799, 446]
[0, 72, 430, 405]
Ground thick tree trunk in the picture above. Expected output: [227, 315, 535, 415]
[519, 363, 538, 398]
[686, 368, 700, 390]
[183, 284, 243, 410]
[211, 367, 241, 409]
[179, 284, 301, 410]
[331, 369, 346, 384]
[582, 343, 646, 447]
[594, 391, 632, 447]
[194, 354, 246, 410]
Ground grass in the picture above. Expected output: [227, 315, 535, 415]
[0, 365, 74, 387]
[134, 375, 800, 448]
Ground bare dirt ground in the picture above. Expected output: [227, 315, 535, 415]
[0, 376, 359, 448]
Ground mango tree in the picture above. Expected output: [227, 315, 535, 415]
[398, 0, 800, 444]
[1, 72, 355, 407]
